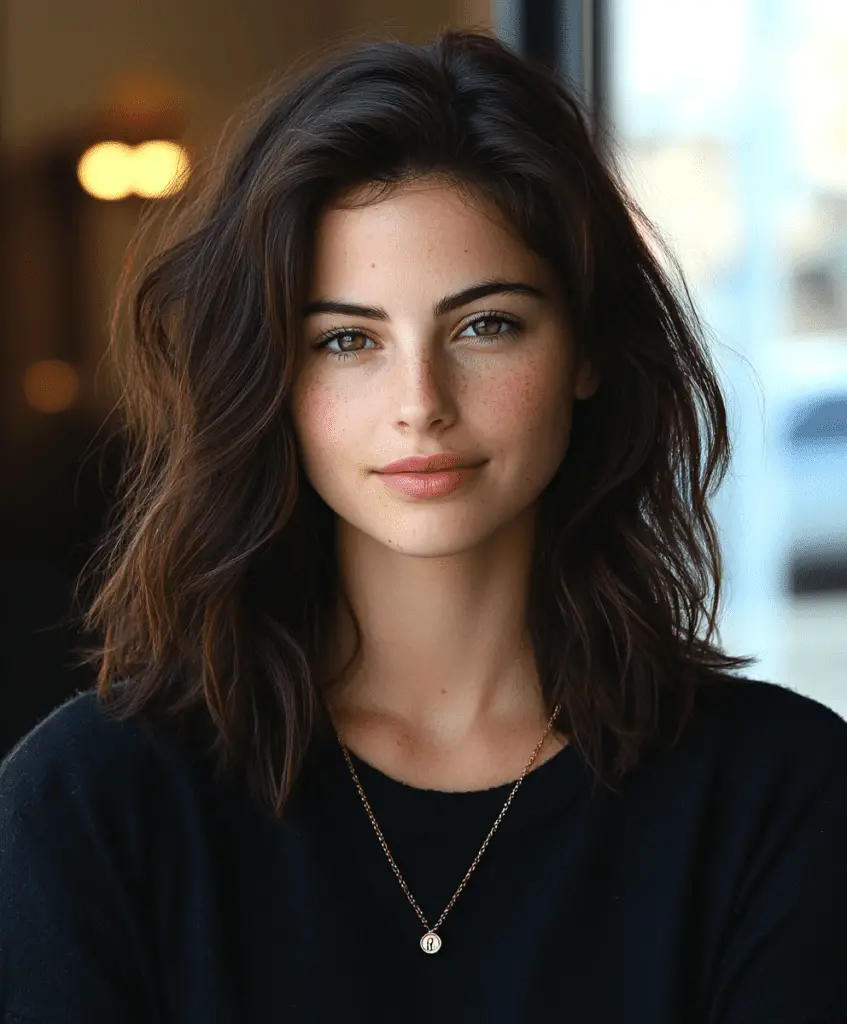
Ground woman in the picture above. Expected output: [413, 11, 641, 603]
[1, 28, 845, 1024]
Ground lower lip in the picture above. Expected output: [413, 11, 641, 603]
[376, 466, 482, 497]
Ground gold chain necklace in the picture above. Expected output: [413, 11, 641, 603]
[333, 701, 562, 954]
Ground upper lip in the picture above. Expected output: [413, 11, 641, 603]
[377, 453, 483, 473]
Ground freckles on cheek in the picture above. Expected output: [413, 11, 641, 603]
[300, 384, 344, 448]
[485, 372, 543, 428]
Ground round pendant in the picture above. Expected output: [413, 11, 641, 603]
[420, 931, 442, 954]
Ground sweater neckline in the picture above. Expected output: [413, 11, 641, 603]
[346, 736, 575, 793]
[319, 733, 588, 835]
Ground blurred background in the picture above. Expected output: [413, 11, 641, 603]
[1, 0, 844, 757]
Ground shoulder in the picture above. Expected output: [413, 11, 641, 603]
[628, 675, 847, 816]
[0, 683, 165, 822]
[0, 686, 174, 1019]
[692, 674, 847, 758]
[682, 680, 847, 1017]
[677, 675, 847, 812]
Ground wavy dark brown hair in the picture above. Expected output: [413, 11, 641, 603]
[73, 28, 757, 819]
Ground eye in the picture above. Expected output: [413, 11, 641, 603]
[312, 329, 376, 361]
[457, 313, 522, 340]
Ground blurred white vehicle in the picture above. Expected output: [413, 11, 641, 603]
[761, 334, 847, 587]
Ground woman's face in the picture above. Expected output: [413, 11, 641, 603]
[290, 177, 598, 558]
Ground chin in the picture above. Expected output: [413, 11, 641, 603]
[370, 514, 517, 558]
[379, 536, 492, 558]
[334, 489, 540, 557]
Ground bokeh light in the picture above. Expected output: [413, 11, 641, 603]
[133, 140, 191, 198]
[76, 140, 190, 200]
[76, 141, 134, 200]
[23, 360, 80, 413]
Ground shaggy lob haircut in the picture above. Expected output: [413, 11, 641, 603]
[74, 28, 756, 819]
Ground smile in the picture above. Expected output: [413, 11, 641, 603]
[376, 465, 483, 498]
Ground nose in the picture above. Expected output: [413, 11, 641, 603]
[391, 346, 458, 432]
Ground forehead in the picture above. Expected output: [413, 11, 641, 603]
[309, 178, 547, 293]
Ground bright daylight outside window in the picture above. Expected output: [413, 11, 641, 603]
[609, 0, 847, 719]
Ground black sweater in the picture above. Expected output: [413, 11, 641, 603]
[1, 677, 846, 1024]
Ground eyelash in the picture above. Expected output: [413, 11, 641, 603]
[312, 311, 524, 362]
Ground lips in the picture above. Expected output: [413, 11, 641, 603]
[377, 453, 481, 474]
[377, 464, 483, 497]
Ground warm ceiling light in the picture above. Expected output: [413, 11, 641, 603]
[76, 140, 190, 200]
[23, 360, 80, 413]
[133, 140, 190, 198]
[77, 142, 135, 200]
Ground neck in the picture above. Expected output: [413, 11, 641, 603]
[319, 506, 548, 744]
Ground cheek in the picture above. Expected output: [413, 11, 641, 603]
[484, 364, 567, 436]
[292, 380, 345, 459]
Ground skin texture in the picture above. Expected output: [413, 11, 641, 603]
[290, 176, 599, 789]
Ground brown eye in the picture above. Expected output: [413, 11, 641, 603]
[314, 329, 376, 361]
[458, 313, 523, 342]
[472, 318, 505, 337]
[334, 332, 368, 351]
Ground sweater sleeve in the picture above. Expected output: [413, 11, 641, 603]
[707, 726, 847, 1024]
[0, 695, 157, 1023]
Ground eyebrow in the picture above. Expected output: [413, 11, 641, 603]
[302, 279, 548, 320]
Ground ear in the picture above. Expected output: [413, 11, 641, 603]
[574, 358, 600, 400]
